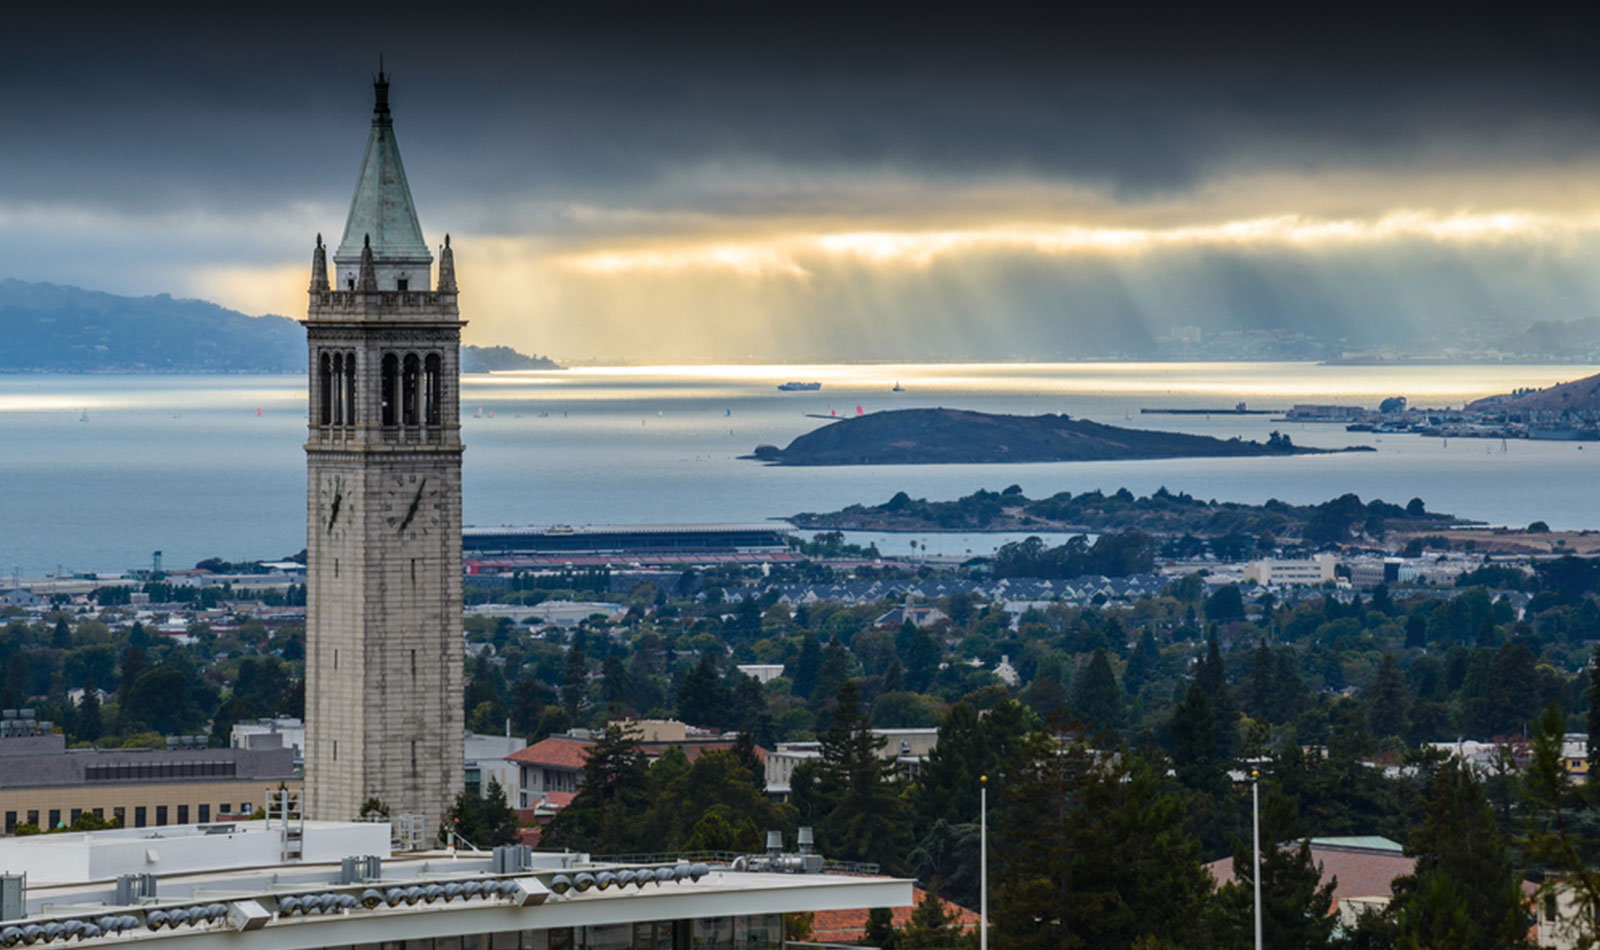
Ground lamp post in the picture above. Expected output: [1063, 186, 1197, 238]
[1252, 768, 1262, 950]
[980, 774, 988, 950]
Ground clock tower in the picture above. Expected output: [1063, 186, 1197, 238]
[303, 67, 464, 835]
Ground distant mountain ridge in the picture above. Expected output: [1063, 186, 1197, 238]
[0, 279, 558, 372]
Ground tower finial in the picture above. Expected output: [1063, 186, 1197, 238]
[437, 233, 457, 293]
[372, 57, 391, 126]
[358, 234, 378, 292]
[310, 235, 329, 293]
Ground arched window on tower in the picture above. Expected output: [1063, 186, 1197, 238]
[331, 353, 345, 425]
[318, 351, 332, 426]
[424, 354, 442, 425]
[402, 354, 420, 427]
[381, 354, 399, 426]
[344, 351, 357, 424]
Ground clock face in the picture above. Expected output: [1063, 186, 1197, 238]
[385, 473, 443, 539]
[318, 474, 346, 534]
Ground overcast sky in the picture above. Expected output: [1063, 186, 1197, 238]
[7, 7, 1600, 360]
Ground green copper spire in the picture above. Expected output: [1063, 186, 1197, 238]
[334, 64, 431, 270]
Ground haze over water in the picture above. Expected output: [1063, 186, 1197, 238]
[2, 362, 1596, 577]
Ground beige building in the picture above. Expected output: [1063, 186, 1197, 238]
[303, 68, 464, 834]
[0, 733, 298, 834]
[1244, 554, 1337, 587]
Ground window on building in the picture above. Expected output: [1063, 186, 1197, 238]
[4, 812, 14, 834]
[345, 351, 357, 424]
[396, 278, 409, 292]
[114, 806, 125, 827]
[240, 802, 252, 815]
[26, 810, 38, 828]
[319, 351, 332, 425]
[48, 809, 60, 829]
[70, 808, 82, 824]
[424, 354, 441, 425]
[155, 805, 168, 826]
[381, 354, 399, 426]
[134, 806, 146, 828]
[402, 354, 420, 426]
[1547, 895, 1558, 922]
[331, 352, 345, 425]
[177, 804, 189, 824]
[92, 808, 103, 818]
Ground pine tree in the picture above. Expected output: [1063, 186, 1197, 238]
[1389, 760, 1528, 949]
[1214, 781, 1337, 949]
[76, 686, 103, 742]
[676, 653, 727, 729]
[1123, 628, 1160, 697]
[1242, 641, 1276, 720]
[864, 907, 900, 950]
[562, 640, 588, 720]
[899, 885, 957, 950]
[1367, 653, 1410, 740]
[1589, 648, 1600, 774]
[818, 681, 908, 869]
[811, 637, 853, 709]
[1022, 653, 1069, 721]
[1071, 648, 1123, 740]
[543, 721, 649, 852]
[793, 635, 823, 698]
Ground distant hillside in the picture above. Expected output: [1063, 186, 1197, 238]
[1467, 372, 1600, 412]
[748, 407, 1370, 465]
[0, 279, 559, 372]
[460, 345, 560, 372]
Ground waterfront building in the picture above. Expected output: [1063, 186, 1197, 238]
[1243, 554, 1338, 587]
[303, 68, 464, 834]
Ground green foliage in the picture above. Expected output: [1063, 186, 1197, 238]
[443, 777, 520, 848]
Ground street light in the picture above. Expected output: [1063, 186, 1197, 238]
[980, 774, 988, 950]
[1252, 768, 1262, 950]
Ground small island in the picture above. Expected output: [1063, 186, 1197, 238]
[747, 407, 1371, 466]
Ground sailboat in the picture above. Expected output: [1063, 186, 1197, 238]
[892, 381, 905, 392]
[79, 408, 88, 423]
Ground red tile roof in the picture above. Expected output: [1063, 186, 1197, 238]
[507, 736, 768, 769]
[507, 736, 593, 770]
[1206, 844, 1416, 907]
[810, 888, 977, 944]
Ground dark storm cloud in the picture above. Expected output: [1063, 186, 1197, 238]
[6, 6, 1600, 226]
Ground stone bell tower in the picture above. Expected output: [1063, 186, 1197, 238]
[302, 66, 464, 836]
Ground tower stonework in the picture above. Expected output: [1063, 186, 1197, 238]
[303, 69, 464, 836]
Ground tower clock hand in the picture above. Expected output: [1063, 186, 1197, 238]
[327, 492, 343, 532]
[397, 479, 426, 532]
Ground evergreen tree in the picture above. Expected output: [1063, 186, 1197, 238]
[52, 617, 71, 649]
[1071, 648, 1123, 739]
[1214, 780, 1337, 950]
[914, 701, 994, 830]
[1124, 628, 1160, 697]
[443, 776, 520, 848]
[76, 686, 102, 743]
[1022, 653, 1069, 721]
[793, 635, 823, 698]
[1242, 641, 1276, 720]
[812, 637, 854, 709]
[1589, 648, 1600, 778]
[817, 681, 908, 869]
[1367, 653, 1410, 740]
[543, 721, 650, 852]
[864, 908, 900, 950]
[1171, 682, 1228, 797]
[562, 640, 588, 720]
[1389, 760, 1528, 950]
[896, 621, 940, 692]
[899, 885, 958, 950]
[601, 655, 630, 706]
[677, 653, 727, 728]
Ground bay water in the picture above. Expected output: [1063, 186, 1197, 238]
[2, 362, 1597, 577]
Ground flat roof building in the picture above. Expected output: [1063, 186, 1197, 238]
[0, 821, 910, 950]
[0, 732, 298, 835]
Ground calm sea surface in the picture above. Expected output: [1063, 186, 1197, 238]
[2, 362, 1597, 576]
